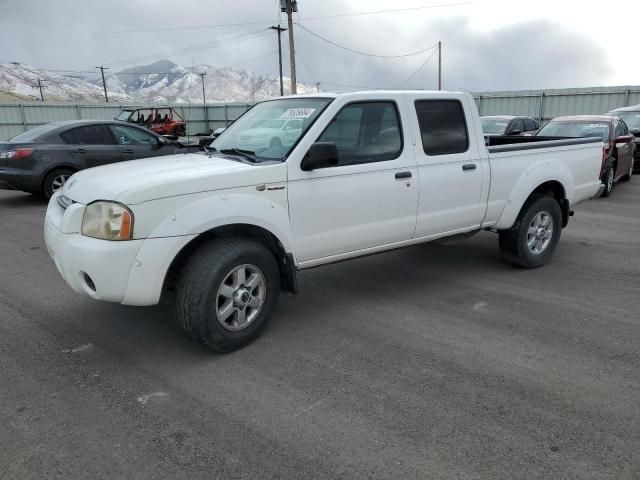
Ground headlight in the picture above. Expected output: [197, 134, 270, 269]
[81, 201, 134, 241]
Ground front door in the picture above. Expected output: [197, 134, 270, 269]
[404, 94, 486, 238]
[288, 99, 419, 265]
[107, 124, 165, 161]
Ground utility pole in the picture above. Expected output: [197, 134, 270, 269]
[315, 82, 320, 93]
[199, 72, 209, 129]
[96, 65, 109, 102]
[437, 41, 442, 91]
[269, 25, 287, 96]
[37, 78, 45, 101]
[281, 0, 298, 94]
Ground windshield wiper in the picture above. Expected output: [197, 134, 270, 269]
[219, 148, 258, 162]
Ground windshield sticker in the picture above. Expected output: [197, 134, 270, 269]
[280, 108, 316, 119]
[586, 124, 608, 128]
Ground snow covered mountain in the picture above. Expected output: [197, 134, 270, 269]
[0, 60, 314, 103]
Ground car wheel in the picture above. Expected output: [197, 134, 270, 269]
[43, 168, 75, 199]
[621, 159, 633, 182]
[175, 238, 280, 352]
[498, 195, 562, 269]
[601, 165, 615, 197]
[173, 125, 186, 136]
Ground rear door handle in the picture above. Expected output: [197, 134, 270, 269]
[72, 148, 87, 154]
[462, 164, 477, 171]
[122, 149, 135, 154]
[395, 171, 412, 179]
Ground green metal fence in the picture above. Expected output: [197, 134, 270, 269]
[0, 102, 253, 140]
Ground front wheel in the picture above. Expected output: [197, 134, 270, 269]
[601, 165, 615, 197]
[175, 238, 280, 352]
[498, 195, 562, 269]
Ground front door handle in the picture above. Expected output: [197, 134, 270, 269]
[395, 171, 412, 179]
[122, 149, 135, 154]
[72, 148, 87, 154]
[462, 164, 477, 171]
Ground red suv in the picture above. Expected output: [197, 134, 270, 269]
[536, 115, 635, 197]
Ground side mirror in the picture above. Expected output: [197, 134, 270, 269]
[616, 135, 634, 143]
[510, 129, 523, 136]
[301, 142, 339, 171]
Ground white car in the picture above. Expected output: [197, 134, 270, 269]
[237, 118, 303, 151]
[44, 91, 604, 352]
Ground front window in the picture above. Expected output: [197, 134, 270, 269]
[537, 121, 610, 140]
[116, 110, 133, 121]
[211, 98, 333, 162]
[481, 118, 509, 135]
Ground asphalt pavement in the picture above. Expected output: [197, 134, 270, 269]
[0, 182, 639, 479]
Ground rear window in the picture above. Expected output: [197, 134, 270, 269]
[415, 100, 469, 155]
[524, 118, 539, 131]
[60, 125, 113, 145]
[9, 124, 60, 142]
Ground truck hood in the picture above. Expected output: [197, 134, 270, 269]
[61, 153, 286, 205]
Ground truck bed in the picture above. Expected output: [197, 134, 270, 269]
[486, 135, 601, 152]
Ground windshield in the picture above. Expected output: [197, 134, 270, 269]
[211, 97, 333, 162]
[609, 111, 640, 130]
[481, 118, 509, 135]
[537, 121, 610, 140]
[116, 110, 133, 121]
[9, 123, 60, 142]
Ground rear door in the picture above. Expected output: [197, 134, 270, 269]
[405, 94, 486, 237]
[107, 124, 165, 161]
[62, 124, 121, 168]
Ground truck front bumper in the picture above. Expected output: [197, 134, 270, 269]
[44, 194, 196, 306]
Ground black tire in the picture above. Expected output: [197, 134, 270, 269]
[498, 195, 562, 269]
[175, 238, 280, 352]
[621, 158, 633, 182]
[601, 164, 615, 197]
[173, 125, 186, 136]
[43, 168, 75, 199]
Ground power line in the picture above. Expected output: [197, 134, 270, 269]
[396, 49, 438, 88]
[33, 2, 472, 38]
[295, 23, 438, 59]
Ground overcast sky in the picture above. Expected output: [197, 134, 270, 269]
[0, 0, 634, 92]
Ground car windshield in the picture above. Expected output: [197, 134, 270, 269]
[537, 121, 610, 140]
[609, 111, 640, 130]
[481, 118, 509, 135]
[116, 110, 133, 121]
[9, 123, 60, 142]
[211, 97, 333, 162]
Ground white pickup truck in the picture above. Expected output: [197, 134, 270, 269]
[44, 91, 604, 352]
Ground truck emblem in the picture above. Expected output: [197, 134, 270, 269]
[256, 185, 266, 191]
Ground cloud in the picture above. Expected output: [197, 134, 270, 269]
[0, 0, 612, 92]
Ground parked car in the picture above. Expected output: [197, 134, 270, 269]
[605, 106, 640, 170]
[481, 115, 540, 136]
[0, 120, 195, 198]
[237, 118, 304, 150]
[177, 126, 229, 151]
[115, 107, 186, 136]
[45, 91, 603, 352]
[536, 115, 635, 197]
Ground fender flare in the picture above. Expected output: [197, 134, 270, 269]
[495, 160, 573, 230]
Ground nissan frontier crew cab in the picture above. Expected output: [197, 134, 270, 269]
[44, 91, 604, 352]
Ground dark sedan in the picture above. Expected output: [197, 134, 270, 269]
[0, 120, 195, 198]
[481, 115, 540, 136]
[605, 106, 640, 171]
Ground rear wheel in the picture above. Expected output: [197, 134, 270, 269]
[175, 238, 280, 352]
[43, 168, 75, 199]
[621, 158, 633, 182]
[172, 125, 186, 136]
[601, 165, 615, 197]
[498, 195, 562, 269]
